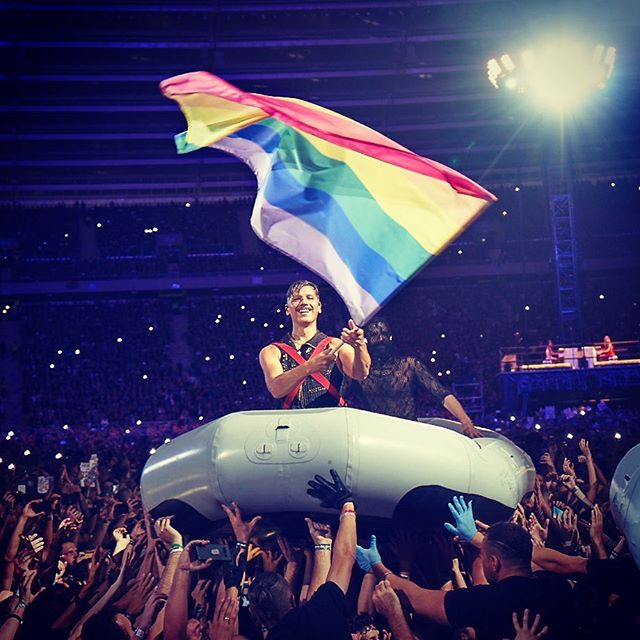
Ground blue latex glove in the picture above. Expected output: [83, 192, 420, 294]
[444, 495, 478, 542]
[355, 534, 381, 572]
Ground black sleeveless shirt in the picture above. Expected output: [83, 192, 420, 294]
[275, 331, 345, 409]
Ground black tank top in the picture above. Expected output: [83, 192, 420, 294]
[276, 331, 345, 409]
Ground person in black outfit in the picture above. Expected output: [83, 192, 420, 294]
[345, 316, 482, 437]
[247, 469, 357, 640]
[258, 280, 370, 409]
[359, 521, 580, 640]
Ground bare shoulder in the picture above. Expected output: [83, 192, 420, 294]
[259, 343, 281, 364]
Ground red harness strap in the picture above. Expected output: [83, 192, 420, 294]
[273, 337, 347, 409]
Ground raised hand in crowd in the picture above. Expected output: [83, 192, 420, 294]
[589, 504, 608, 559]
[154, 515, 183, 549]
[511, 609, 549, 639]
[371, 580, 413, 640]
[136, 591, 169, 638]
[444, 495, 479, 543]
[208, 583, 240, 640]
[527, 513, 550, 549]
[220, 501, 262, 544]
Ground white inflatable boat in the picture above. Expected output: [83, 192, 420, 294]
[141, 408, 535, 531]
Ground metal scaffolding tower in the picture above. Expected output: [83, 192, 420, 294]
[549, 192, 582, 342]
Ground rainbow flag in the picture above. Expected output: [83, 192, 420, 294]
[161, 71, 496, 324]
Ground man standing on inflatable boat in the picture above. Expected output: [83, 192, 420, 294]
[259, 280, 371, 409]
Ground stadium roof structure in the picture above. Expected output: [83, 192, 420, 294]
[2, 0, 639, 204]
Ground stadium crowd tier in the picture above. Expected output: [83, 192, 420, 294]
[1, 180, 639, 282]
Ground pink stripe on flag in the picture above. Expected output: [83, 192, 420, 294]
[160, 71, 496, 201]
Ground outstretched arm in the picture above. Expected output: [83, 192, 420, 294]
[442, 395, 482, 439]
[304, 519, 332, 598]
[337, 321, 371, 381]
[306, 469, 357, 595]
[357, 534, 448, 626]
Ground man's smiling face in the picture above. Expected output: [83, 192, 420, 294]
[286, 284, 321, 325]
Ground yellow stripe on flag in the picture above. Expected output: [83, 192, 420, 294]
[295, 128, 487, 256]
[177, 93, 269, 149]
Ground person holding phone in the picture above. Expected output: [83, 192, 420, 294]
[259, 280, 370, 409]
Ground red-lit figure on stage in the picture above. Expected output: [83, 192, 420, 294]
[597, 335, 618, 361]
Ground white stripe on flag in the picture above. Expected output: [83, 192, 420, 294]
[213, 135, 381, 324]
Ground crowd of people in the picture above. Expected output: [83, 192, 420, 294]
[1, 279, 638, 638]
[0, 400, 637, 639]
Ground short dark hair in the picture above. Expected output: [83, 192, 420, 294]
[286, 280, 320, 304]
[349, 612, 375, 633]
[247, 572, 294, 630]
[485, 521, 532, 570]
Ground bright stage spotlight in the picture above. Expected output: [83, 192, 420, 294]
[487, 40, 616, 111]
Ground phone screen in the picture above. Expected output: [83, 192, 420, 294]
[194, 543, 232, 562]
[552, 505, 564, 518]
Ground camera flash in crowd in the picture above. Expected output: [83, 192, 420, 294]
[614, 432, 622, 439]
[55, 452, 62, 460]
[567, 433, 574, 439]
[23, 449, 31, 456]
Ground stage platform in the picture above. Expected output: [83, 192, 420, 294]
[501, 360, 640, 414]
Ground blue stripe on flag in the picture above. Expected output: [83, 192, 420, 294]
[231, 123, 406, 305]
